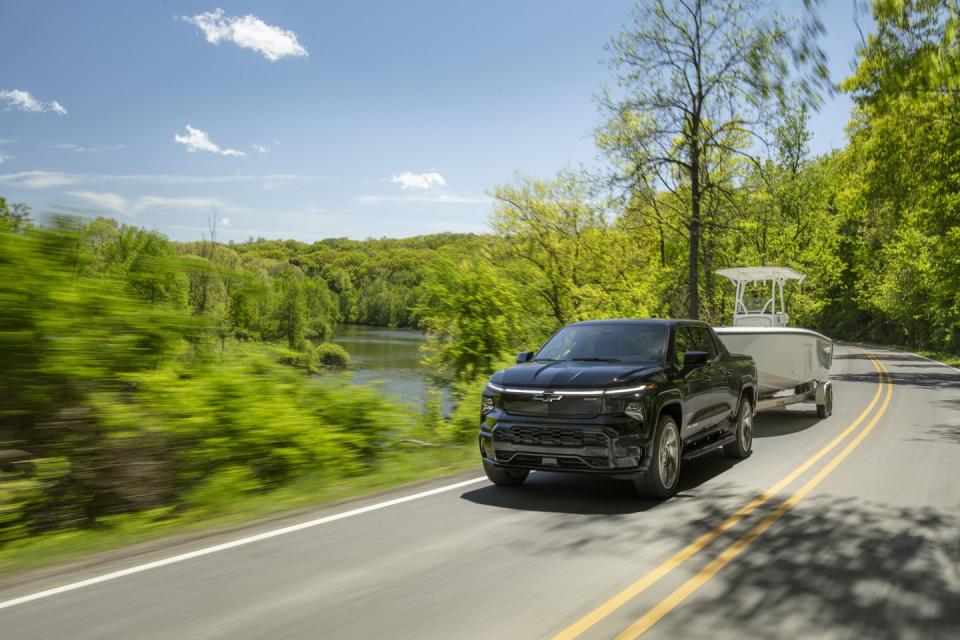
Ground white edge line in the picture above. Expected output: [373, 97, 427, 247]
[0, 476, 487, 611]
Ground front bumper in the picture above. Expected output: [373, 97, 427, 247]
[479, 421, 651, 475]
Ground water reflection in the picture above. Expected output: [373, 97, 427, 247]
[328, 324, 453, 413]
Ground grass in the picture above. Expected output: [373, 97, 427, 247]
[913, 349, 960, 368]
[0, 445, 480, 579]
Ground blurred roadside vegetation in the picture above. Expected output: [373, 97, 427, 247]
[0, 208, 487, 569]
[1, 0, 957, 571]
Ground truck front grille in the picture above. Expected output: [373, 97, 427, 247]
[493, 426, 608, 449]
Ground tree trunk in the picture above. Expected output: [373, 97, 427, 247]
[657, 215, 666, 267]
[688, 146, 702, 320]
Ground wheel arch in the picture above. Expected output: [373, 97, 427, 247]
[656, 399, 683, 431]
[739, 384, 756, 409]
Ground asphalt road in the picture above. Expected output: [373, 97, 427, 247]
[2, 346, 958, 639]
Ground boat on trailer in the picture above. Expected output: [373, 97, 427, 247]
[712, 267, 834, 418]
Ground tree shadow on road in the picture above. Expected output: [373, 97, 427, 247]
[907, 422, 960, 446]
[664, 495, 960, 639]
[831, 368, 959, 391]
[835, 352, 933, 362]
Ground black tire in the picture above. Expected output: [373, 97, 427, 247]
[724, 396, 754, 459]
[634, 414, 682, 499]
[816, 384, 833, 419]
[482, 459, 529, 486]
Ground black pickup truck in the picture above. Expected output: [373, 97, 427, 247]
[478, 319, 757, 498]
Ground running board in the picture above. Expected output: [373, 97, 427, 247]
[682, 430, 736, 460]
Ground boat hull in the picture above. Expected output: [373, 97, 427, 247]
[713, 327, 833, 399]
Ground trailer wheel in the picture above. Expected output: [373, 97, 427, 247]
[724, 397, 753, 459]
[816, 383, 833, 419]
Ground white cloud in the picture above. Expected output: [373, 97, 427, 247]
[52, 143, 125, 153]
[133, 196, 225, 211]
[357, 193, 489, 205]
[182, 9, 308, 62]
[174, 125, 246, 157]
[253, 144, 270, 154]
[68, 192, 227, 215]
[0, 89, 67, 114]
[220, 217, 231, 227]
[0, 171, 79, 188]
[69, 191, 129, 214]
[389, 171, 447, 190]
[0, 171, 328, 189]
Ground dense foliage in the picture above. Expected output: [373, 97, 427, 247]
[418, 0, 959, 379]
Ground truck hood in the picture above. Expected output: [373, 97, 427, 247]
[492, 360, 662, 389]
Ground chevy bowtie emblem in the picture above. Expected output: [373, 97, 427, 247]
[533, 392, 563, 403]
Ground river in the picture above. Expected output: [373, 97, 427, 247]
[328, 324, 453, 412]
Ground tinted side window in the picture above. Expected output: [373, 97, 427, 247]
[673, 327, 696, 366]
[688, 326, 718, 359]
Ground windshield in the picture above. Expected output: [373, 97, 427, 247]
[535, 324, 669, 363]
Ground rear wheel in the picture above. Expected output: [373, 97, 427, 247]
[634, 414, 681, 499]
[482, 459, 529, 486]
[724, 397, 753, 459]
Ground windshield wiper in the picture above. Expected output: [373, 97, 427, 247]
[570, 357, 621, 362]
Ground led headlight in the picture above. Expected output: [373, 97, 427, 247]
[481, 395, 495, 415]
[605, 383, 653, 395]
[624, 400, 644, 421]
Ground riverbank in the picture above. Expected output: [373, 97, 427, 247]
[328, 323, 454, 413]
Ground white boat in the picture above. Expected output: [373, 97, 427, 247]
[712, 326, 833, 398]
[712, 267, 834, 415]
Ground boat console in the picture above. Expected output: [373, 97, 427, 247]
[715, 266, 805, 328]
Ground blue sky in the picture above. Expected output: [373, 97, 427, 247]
[0, 1, 871, 242]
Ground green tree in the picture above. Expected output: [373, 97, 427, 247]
[492, 172, 662, 327]
[0, 198, 32, 233]
[598, 0, 825, 318]
[829, 0, 960, 349]
[417, 253, 523, 381]
[273, 265, 309, 349]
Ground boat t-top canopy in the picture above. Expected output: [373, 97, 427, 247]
[715, 267, 806, 285]
[716, 266, 806, 327]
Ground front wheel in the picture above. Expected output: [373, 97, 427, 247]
[483, 459, 529, 486]
[724, 397, 753, 459]
[634, 414, 682, 499]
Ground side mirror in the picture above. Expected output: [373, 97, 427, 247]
[682, 350, 709, 369]
[516, 351, 534, 363]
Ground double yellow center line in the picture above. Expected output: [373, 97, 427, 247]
[553, 354, 893, 640]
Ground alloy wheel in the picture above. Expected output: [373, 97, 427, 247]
[659, 425, 680, 488]
[740, 403, 753, 451]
